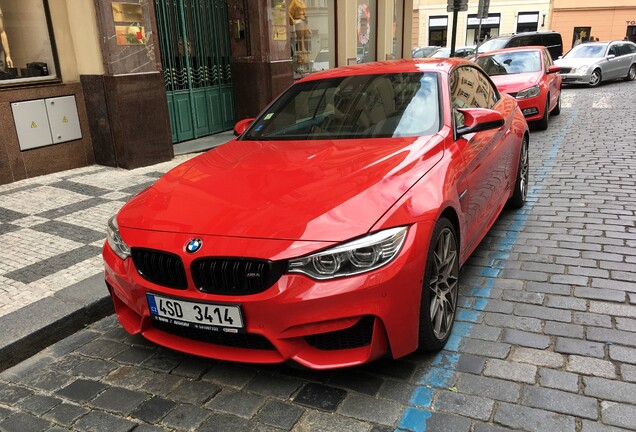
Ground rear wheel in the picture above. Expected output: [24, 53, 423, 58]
[536, 96, 550, 130]
[589, 69, 602, 87]
[418, 218, 459, 351]
[626, 64, 636, 81]
[508, 135, 529, 209]
[551, 92, 561, 116]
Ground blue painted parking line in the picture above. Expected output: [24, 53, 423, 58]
[395, 107, 579, 431]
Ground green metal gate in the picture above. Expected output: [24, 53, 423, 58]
[154, 0, 235, 143]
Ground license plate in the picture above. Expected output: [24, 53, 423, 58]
[146, 293, 244, 332]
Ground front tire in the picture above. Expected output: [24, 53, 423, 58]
[626, 64, 636, 81]
[418, 218, 459, 351]
[508, 135, 529, 209]
[589, 69, 602, 87]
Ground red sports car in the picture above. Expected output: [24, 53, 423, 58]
[475, 46, 562, 130]
[104, 59, 529, 369]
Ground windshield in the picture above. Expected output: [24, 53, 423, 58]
[477, 38, 510, 53]
[243, 73, 441, 140]
[476, 51, 542, 76]
[565, 44, 606, 58]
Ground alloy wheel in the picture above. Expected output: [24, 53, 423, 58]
[428, 227, 459, 340]
[629, 65, 636, 81]
[519, 139, 529, 201]
[589, 70, 601, 87]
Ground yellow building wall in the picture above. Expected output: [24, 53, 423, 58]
[550, 0, 636, 52]
[413, 0, 552, 49]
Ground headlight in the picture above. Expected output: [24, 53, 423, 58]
[516, 86, 541, 100]
[106, 215, 131, 260]
[288, 227, 408, 280]
[572, 65, 589, 74]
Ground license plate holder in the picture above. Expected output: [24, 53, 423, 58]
[146, 293, 245, 333]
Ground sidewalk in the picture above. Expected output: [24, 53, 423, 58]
[0, 132, 232, 370]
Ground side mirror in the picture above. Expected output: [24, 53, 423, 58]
[607, 54, 616, 60]
[548, 65, 560, 74]
[456, 108, 505, 138]
[233, 118, 255, 136]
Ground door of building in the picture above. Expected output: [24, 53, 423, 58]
[154, 0, 235, 143]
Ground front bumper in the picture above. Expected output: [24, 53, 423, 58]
[103, 223, 431, 369]
[560, 72, 592, 85]
[515, 96, 544, 122]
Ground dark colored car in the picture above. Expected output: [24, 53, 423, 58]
[477, 31, 563, 61]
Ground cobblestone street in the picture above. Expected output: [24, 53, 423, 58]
[0, 79, 635, 431]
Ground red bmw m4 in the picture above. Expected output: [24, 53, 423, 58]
[104, 59, 529, 369]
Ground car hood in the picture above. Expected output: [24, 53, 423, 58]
[554, 58, 599, 68]
[118, 135, 444, 242]
[490, 72, 541, 94]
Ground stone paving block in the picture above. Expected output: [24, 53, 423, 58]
[583, 377, 636, 405]
[433, 390, 494, 421]
[456, 372, 520, 403]
[573, 312, 612, 328]
[161, 403, 210, 431]
[543, 321, 584, 338]
[15, 394, 62, 416]
[587, 328, 636, 348]
[293, 383, 347, 412]
[545, 295, 587, 311]
[510, 347, 565, 368]
[112, 346, 156, 365]
[473, 422, 519, 432]
[141, 350, 186, 373]
[72, 358, 119, 379]
[621, 364, 636, 383]
[201, 363, 258, 388]
[130, 396, 177, 423]
[327, 370, 385, 396]
[589, 301, 636, 318]
[75, 339, 129, 360]
[501, 291, 545, 305]
[459, 338, 511, 359]
[465, 324, 502, 341]
[538, 368, 579, 393]
[423, 412, 472, 432]
[526, 281, 571, 296]
[42, 402, 89, 426]
[128, 425, 166, 432]
[0, 412, 51, 432]
[515, 304, 572, 323]
[55, 379, 108, 403]
[72, 410, 138, 432]
[102, 365, 155, 390]
[245, 372, 303, 399]
[522, 386, 598, 419]
[494, 402, 576, 432]
[377, 379, 417, 405]
[360, 359, 416, 380]
[197, 413, 251, 432]
[338, 393, 403, 425]
[171, 357, 215, 379]
[142, 372, 185, 394]
[483, 313, 542, 332]
[555, 338, 605, 358]
[615, 317, 636, 332]
[294, 410, 370, 432]
[600, 401, 636, 430]
[0, 382, 33, 404]
[483, 359, 537, 384]
[255, 400, 305, 430]
[89, 386, 148, 415]
[502, 329, 550, 349]
[167, 379, 221, 405]
[567, 356, 616, 379]
[581, 419, 634, 432]
[456, 354, 487, 374]
[205, 389, 265, 418]
[574, 287, 626, 303]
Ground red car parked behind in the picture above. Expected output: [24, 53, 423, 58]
[476, 46, 562, 130]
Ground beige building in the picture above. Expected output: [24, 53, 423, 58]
[550, 0, 636, 52]
[412, 0, 552, 49]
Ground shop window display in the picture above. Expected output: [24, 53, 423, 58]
[0, 0, 57, 85]
[290, 0, 334, 79]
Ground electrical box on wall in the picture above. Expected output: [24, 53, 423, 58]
[11, 96, 82, 151]
[11, 100, 54, 150]
[46, 96, 82, 144]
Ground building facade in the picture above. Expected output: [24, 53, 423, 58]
[0, 0, 413, 186]
[550, 0, 636, 52]
[412, 0, 552, 49]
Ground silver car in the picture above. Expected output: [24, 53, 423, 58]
[555, 41, 636, 87]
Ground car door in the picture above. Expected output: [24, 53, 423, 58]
[616, 44, 635, 77]
[451, 66, 509, 254]
[605, 43, 624, 79]
[543, 49, 560, 110]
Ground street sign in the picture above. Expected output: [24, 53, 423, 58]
[477, 0, 490, 19]
[447, 0, 467, 13]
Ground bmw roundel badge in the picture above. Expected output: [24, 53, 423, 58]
[185, 238, 203, 254]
